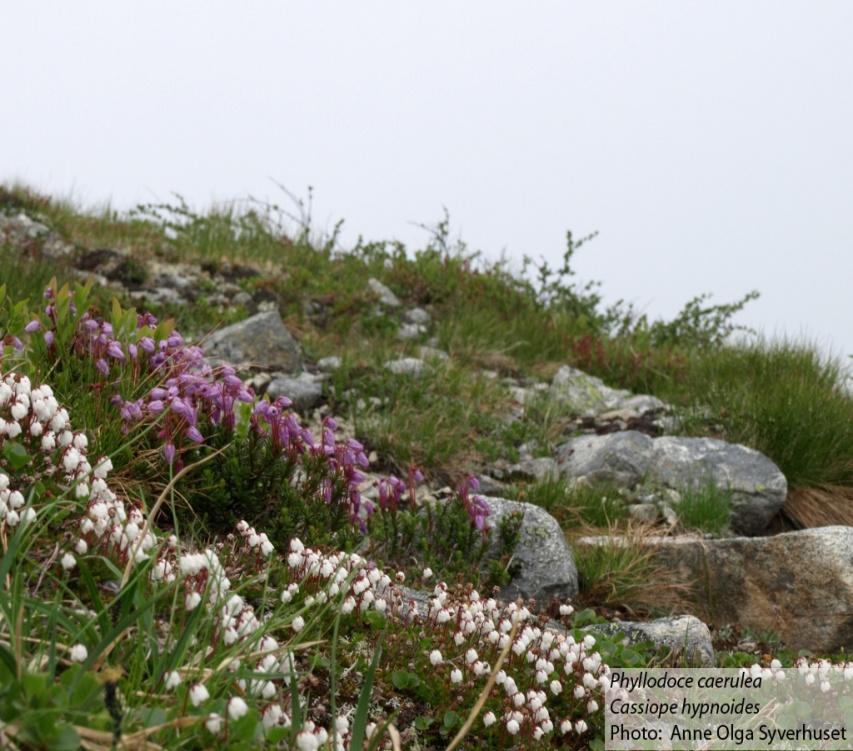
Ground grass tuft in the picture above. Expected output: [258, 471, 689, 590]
[674, 481, 732, 535]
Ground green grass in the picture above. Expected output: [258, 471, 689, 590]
[674, 481, 732, 535]
[511, 476, 628, 529]
[329, 357, 513, 480]
[5, 183, 853, 500]
[674, 341, 853, 491]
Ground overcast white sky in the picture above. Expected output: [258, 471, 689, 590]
[3, 2, 852, 358]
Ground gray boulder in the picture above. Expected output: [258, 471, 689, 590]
[557, 431, 654, 487]
[550, 365, 667, 416]
[649, 436, 787, 536]
[266, 374, 323, 411]
[576, 527, 853, 653]
[204, 311, 303, 373]
[483, 496, 579, 603]
[556, 432, 787, 535]
[583, 615, 715, 666]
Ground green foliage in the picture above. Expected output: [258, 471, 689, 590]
[185, 430, 366, 552]
[367, 501, 522, 589]
[331, 358, 511, 477]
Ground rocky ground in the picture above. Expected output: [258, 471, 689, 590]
[3, 205, 851, 668]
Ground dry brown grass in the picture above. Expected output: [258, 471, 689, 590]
[570, 522, 694, 618]
[782, 485, 853, 528]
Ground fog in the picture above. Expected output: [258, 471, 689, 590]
[3, 1, 851, 357]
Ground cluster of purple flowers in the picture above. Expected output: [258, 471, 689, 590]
[23, 285, 488, 536]
[377, 465, 424, 513]
[458, 475, 491, 531]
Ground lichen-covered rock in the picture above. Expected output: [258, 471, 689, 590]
[550, 365, 667, 416]
[582, 615, 715, 666]
[576, 527, 853, 653]
[204, 311, 303, 373]
[648, 436, 787, 536]
[556, 432, 787, 535]
[483, 496, 579, 603]
[556, 431, 654, 486]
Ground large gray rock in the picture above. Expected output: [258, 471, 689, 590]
[483, 496, 579, 603]
[649, 437, 787, 536]
[266, 374, 323, 411]
[576, 527, 853, 653]
[583, 615, 715, 666]
[204, 311, 303, 373]
[557, 431, 654, 486]
[550, 365, 667, 416]
[556, 432, 787, 535]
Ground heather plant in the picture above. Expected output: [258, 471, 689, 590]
[366, 474, 523, 590]
[0, 364, 616, 748]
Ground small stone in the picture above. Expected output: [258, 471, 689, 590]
[384, 357, 425, 376]
[397, 323, 426, 341]
[627, 504, 659, 524]
[476, 475, 507, 495]
[266, 374, 323, 411]
[582, 615, 715, 666]
[204, 311, 303, 373]
[659, 503, 679, 526]
[317, 356, 342, 372]
[418, 346, 449, 361]
[367, 278, 400, 307]
[404, 307, 431, 325]
[232, 291, 253, 307]
[505, 457, 559, 482]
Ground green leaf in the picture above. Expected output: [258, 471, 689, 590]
[50, 725, 81, 751]
[3, 442, 29, 471]
[442, 710, 460, 731]
[349, 635, 384, 751]
[391, 670, 420, 691]
[414, 716, 434, 731]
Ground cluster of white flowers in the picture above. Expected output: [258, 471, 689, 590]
[3, 367, 606, 748]
[0, 372, 157, 570]
[236, 519, 274, 556]
[423, 581, 606, 741]
[0, 375, 76, 527]
[273, 540, 609, 745]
